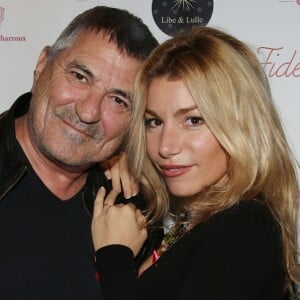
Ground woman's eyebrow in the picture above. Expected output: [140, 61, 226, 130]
[174, 105, 198, 117]
[145, 105, 198, 116]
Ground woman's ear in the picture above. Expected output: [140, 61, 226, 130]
[31, 46, 50, 91]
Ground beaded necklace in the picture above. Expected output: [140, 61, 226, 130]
[152, 212, 190, 263]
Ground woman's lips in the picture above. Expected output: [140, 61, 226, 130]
[159, 165, 192, 177]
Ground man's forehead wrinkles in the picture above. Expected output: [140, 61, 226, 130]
[92, 84, 133, 102]
[111, 89, 133, 102]
[69, 60, 94, 78]
[92, 68, 133, 100]
[66, 48, 138, 100]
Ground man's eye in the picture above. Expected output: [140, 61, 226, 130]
[112, 96, 128, 108]
[71, 71, 87, 83]
[145, 118, 162, 128]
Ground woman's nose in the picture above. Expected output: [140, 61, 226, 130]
[158, 126, 181, 158]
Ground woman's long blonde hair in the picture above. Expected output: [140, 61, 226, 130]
[126, 26, 299, 289]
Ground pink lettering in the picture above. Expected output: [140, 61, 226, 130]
[257, 47, 300, 78]
[293, 63, 300, 77]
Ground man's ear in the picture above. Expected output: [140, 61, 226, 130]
[31, 46, 50, 91]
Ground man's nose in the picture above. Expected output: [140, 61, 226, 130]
[75, 90, 103, 124]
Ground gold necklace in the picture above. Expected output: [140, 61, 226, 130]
[152, 212, 190, 263]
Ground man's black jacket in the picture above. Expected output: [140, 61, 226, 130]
[0, 92, 163, 267]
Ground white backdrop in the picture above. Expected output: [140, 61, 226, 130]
[0, 0, 299, 178]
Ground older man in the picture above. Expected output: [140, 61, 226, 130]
[0, 6, 158, 299]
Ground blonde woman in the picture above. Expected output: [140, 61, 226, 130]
[92, 27, 300, 300]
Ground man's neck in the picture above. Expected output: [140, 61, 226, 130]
[15, 116, 88, 201]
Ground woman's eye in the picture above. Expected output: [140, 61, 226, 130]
[145, 118, 162, 128]
[186, 116, 204, 126]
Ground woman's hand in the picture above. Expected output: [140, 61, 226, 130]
[91, 187, 147, 257]
[100, 152, 138, 199]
